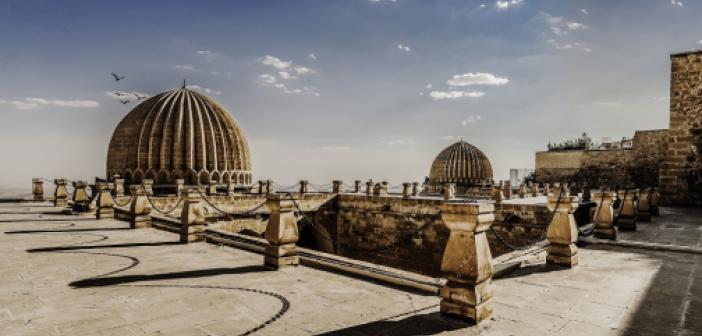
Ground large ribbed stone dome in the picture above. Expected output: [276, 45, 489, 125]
[106, 87, 252, 186]
[429, 140, 493, 185]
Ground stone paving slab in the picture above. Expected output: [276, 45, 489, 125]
[0, 202, 700, 335]
[617, 206, 702, 249]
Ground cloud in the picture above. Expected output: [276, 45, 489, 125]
[186, 85, 221, 95]
[429, 90, 485, 100]
[105, 91, 150, 101]
[175, 64, 198, 71]
[196, 50, 218, 61]
[258, 74, 277, 85]
[542, 13, 587, 36]
[258, 55, 319, 96]
[461, 115, 482, 126]
[698, 39, 702, 45]
[381, 139, 414, 145]
[0, 97, 99, 109]
[397, 44, 411, 52]
[547, 39, 592, 52]
[209, 71, 232, 77]
[447, 72, 509, 86]
[308, 53, 317, 60]
[369, 0, 397, 2]
[260, 55, 292, 70]
[581, 9, 589, 15]
[278, 71, 296, 80]
[496, 0, 523, 10]
[671, 0, 683, 6]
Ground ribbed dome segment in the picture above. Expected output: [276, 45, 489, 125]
[106, 88, 252, 185]
[429, 140, 493, 185]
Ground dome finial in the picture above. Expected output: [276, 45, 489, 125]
[182, 78, 187, 89]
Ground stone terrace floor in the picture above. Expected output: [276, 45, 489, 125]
[0, 202, 700, 335]
[617, 206, 702, 248]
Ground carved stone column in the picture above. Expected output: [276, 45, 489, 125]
[443, 183, 456, 200]
[114, 178, 125, 197]
[402, 183, 412, 198]
[592, 192, 616, 240]
[180, 188, 207, 243]
[128, 185, 151, 229]
[491, 185, 504, 204]
[72, 181, 91, 212]
[332, 180, 343, 194]
[175, 178, 185, 195]
[95, 182, 115, 219]
[518, 184, 526, 198]
[439, 202, 495, 324]
[412, 182, 420, 196]
[617, 190, 638, 231]
[32, 178, 44, 201]
[143, 179, 154, 196]
[365, 180, 374, 196]
[354, 180, 362, 193]
[637, 188, 651, 222]
[54, 179, 69, 207]
[650, 187, 660, 216]
[546, 195, 579, 267]
[299, 180, 309, 194]
[264, 194, 299, 269]
[503, 181, 512, 199]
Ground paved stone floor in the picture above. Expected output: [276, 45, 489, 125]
[1, 202, 700, 335]
[617, 206, 702, 248]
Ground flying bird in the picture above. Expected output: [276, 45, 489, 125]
[120, 100, 130, 104]
[111, 73, 126, 81]
[112, 91, 126, 96]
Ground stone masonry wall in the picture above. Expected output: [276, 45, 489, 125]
[661, 51, 702, 205]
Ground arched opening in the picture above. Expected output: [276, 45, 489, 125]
[133, 170, 144, 184]
[238, 173, 244, 185]
[199, 171, 210, 185]
[157, 170, 170, 184]
[212, 171, 221, 184]
[297, 221, 335, 254]
[145, 170, 156, 182]
[124, 171, 133, 186]
[222, 172, 231, 184]
[185, 170, 198, 185]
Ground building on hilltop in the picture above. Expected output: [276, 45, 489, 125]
[106, 86, 253, 187]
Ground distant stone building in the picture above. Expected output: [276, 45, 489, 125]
[534, 50, 702, 205]
[106, 86, 253, 186]
[425, 140, 493, 196]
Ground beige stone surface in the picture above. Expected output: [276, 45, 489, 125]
[1, 201, 695, 335]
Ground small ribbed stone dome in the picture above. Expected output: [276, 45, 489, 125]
[429, 140, 493, 185]
[106, 87, 252, 186]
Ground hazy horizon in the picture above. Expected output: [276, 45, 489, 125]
[1, 0, 700, 190]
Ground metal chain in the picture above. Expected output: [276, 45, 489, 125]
[489, 192, 563, 252]
[195, 188, 267, 216]
[112, 195, 133, 207]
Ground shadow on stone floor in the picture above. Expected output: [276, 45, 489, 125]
[70, 265, 272, 288]
[5, 227, 132, 234]
[0, 218, 89, 223]
[316, 311, 470, 336]
[27, 241, 183, 253]
[493, 262, 568, 280]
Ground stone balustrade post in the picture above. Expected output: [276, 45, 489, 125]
[264, 194, 300, 269]
[637, 188, 651, 222]
[180, 188, 207, 243]
[258, 180, 266, 195]
[552, 182, 562, 196]
[650, 187, 660, 216]
[143, 179, 154, 196]
[266, 180, 274, 195]
[439, 202, 495, 324]
[373, 182, 388, 197]
[546, 195, 579, 267]
[412, 182, 420, 196]
[72, 180, 91, 211]
[128, 185, 151, 229]
[491, 185, 504, 204]
[332, 180, 343, 194]
[503, 181, 512, 199]
[365, 180, 374, 196]
[402, 183, 412, 198]
[518, 184, 526, 198]
[53, 179, 69, 207]
[114, 178, 125, 197]
[443, 183, 456, 201]
[300, 180, 309, 194]
[354, 180, 362, 193]
[617, 190, 638, 231]
[206, 179, 217, 196]
[226, 179, 235, 195]
[95, 182, 115, 219]
[175, 178, 185, 195]
[32, 178, 44, 201]
[543, 183, 550, 196]
[569, 183, 579, 197]
[592, 192, 616, 240]
[582, 184, 592, 202]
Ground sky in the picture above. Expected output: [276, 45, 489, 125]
[0, 0, 701, 189]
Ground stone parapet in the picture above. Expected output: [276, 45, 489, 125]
[180, 189, 207, 243]
[264, 194, 300, 269]
[546, 195, 579, 267]
[32, 178, 44, 201]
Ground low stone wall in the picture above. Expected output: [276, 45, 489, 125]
[489, 203, 552, 256]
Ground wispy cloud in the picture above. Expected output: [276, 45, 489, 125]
[496, 0, 523, 10]
[671, 0, 683, 6]
[105, 91, 150, 101]
[175, 64, 198, 71]
[308, 53, 317, 60]
[547, 39, 592, 52]
[397, 44, 411, 52]
[186, 85, 222, 95]
[257, 55, 319, 96]
[447, 72, 509, 86]
[581, 9, 589, 15]
[542, 13, 587, 36]
[1, 97, 99, 109]
[369, 0, 397, 2]
[429, 90, 485, 100]
[461, 115, 482, 126]
[381, 139, 414, 145]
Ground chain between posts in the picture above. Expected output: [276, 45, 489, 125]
[112, 195, 133, 207]
[195, 188, 267, 216]
[141, 185, 183, 215]
[489, 192, 563, 252]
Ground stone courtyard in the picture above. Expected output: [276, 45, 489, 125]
[1, 201, 700, 336]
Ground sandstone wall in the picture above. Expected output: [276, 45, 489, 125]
[661, 51, 702, 205]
